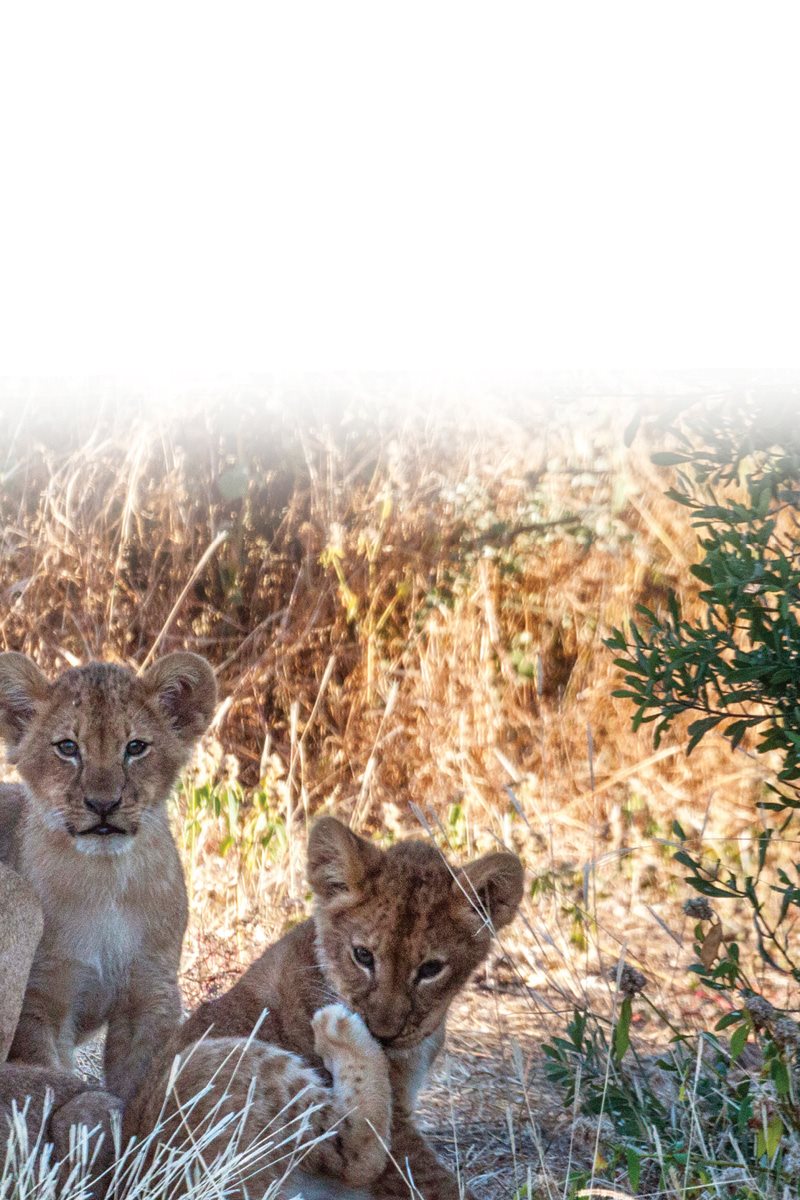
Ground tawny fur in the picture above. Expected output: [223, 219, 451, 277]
[0, 861, 121, 1192]
[128, 819, 524, 1199]
[0, 651, 216, 1103]
[125, 1005, 391, 1195]
[0, 1063, 122, 1189]
[0, 861, 43, 1063]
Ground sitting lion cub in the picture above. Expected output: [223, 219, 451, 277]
[0, 651, 216, 1103]
[126, 817, 524, 1198]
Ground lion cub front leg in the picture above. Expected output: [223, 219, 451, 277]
[8, 988, 71, 1072]
[375, 1118, 476, 1200]
[49, 1088, 124, 1181]
[310, 1003, 392, 1188]
[104, 972, 182, 1103]
[371, 1035, 474, 1200]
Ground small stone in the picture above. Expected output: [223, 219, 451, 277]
[683, 897, 714, 921]
[611, 961, 647, 996]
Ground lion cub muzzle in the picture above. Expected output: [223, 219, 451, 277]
[77, 795, 129, 843]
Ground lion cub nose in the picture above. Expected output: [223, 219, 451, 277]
[84, 797, 122, 818]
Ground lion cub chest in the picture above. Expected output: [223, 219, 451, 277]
[23, 843, 147, 1038]
[62, 895, 140, 985]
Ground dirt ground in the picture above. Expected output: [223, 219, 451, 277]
[421, 983, 562, 1199]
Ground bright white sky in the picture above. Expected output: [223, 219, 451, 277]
[0, 2, 798, 374]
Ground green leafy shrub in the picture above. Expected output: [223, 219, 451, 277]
[543, 395, 800, 1197]
[609, 399, 800, 783]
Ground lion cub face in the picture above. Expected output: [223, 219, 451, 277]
[308, 817, 524, 1050]
[0, 652, 216, 856]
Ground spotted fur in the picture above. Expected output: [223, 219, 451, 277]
[125, 1005, 392, 1195]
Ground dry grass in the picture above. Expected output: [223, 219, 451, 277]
[0, 385, 723, 814]
[0, 381, 783, 1197]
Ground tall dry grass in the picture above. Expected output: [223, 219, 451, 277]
[0, 388, 730, 815]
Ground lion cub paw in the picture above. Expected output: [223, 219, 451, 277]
[312, 1004, 382, 1069]
[311, 1005, 391, 1186]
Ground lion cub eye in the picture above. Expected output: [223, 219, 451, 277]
[351, 945, 375, 971]
[125, 739, 149, 759]
[54, 739, 80, 761]
[416, 959, 446, 983]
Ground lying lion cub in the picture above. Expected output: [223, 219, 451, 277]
[126, 817, 524, 1198]
[0, 651, 216, 1103]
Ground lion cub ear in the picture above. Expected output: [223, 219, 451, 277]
[307, 817, 382, 902]
[141, 653, 217, 743]
[453, 852, 524, 931]
[0, 653, 51, 752]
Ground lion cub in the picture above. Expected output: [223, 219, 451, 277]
[0, 651, 216, 1103]
[127, 817, 524, 1198]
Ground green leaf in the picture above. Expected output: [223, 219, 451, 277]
[687, 715, 723, 754]
[664, 487, 695, 507]
[771, 1056, 791, 1098]
[729, 1022, 748, 1061]
[613, 996, 632, 1063]
[764, 1112, 783, 1161]
[686, 877, 735, 898]
[625, 1147, 641, 1193]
